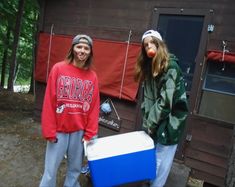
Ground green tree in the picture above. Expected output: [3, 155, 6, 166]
[0, 23, 11, 88]
[7, 0, 26, 91]
[0, 0, 16, 90]
[0, 0, 39, 92]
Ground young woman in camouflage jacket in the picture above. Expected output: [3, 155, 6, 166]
[135, 30, 188, 187]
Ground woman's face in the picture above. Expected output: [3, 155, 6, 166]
[143, 36, 157, 58]
[73, 39, 91, 63]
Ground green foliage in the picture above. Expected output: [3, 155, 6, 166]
[0, 0, 39, 86]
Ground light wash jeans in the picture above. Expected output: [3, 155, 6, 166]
[39, 131, 84, 187]
[150, 143, 177, 187]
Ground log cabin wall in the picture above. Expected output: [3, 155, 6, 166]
[35, 0, 235, 186]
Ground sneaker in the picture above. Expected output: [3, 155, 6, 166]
[81, 164, 89, 174]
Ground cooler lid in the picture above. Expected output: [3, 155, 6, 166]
[87, 131, 154, 161]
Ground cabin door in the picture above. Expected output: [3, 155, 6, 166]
[151, 8, 213, 160]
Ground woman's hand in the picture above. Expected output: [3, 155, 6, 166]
[47, 137, 58, 143]
[148, 128, 153, 135]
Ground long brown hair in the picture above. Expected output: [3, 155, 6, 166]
[134, 37, 169, 82]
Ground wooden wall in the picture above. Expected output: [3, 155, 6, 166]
[37, 0, 235, 51]
[184, 116, 233, 186]
[98, 94, 142, 137]
[36, 0, 235, 186]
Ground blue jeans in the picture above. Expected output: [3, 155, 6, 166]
[150, 143, 177, 187]
[39, 131, 84, 187]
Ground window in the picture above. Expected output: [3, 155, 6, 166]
[203, 61, 235, 96]
[199, 60, 235, 123]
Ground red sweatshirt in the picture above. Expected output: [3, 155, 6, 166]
[41, 61, 100, 141]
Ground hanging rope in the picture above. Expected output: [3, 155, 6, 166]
[109, 99, 120, 120]
[46, 24, 54, 81]
[221, 40, 229, 71]
[119, 30, 132, 99]
[222, 40, 227, 62]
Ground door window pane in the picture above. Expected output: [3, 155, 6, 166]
[157, 15, 204, 92]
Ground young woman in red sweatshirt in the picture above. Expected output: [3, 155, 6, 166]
[39, 34, 100, 187]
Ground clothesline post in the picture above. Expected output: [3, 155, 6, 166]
[46, 24, 54, 81]
[119, 29, 132, 99]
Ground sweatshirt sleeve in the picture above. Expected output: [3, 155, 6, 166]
[83, 74, 100, 141]
[41, 66, 58, 140]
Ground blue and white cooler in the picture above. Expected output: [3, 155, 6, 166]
[86, 131, 156, 187]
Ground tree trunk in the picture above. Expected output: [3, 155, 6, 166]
[225, 127, 235, 187]
[7, 0, 25, 91]
[28, 63, 34, 94]
[28, 11, 39, 94]
[1, 22, 11, 88]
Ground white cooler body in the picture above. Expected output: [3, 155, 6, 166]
[86, 131, 156, 187]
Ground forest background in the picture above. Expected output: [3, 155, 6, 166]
[0, 0, 39, 93]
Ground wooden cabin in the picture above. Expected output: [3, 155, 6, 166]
[35, 0, 235, 186]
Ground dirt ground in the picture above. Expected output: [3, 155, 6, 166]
[0, 90, 206, 187]
[0, 90, 93, 187]
[0, 91, 149, 187]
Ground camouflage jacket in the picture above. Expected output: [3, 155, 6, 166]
[141, 55, 188, 145]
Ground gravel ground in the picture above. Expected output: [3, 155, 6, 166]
[0, 90, 203, 187]
[0, 91, 143, 187]
[0, 91, 92, 187]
